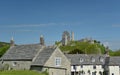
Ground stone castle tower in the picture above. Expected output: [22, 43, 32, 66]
[10, 37, 15, 48]
[40, 35, 45, 46]
[62, 31, 75, 46]
[71, 31, 74, 41]
[62, 31, 70, 46]
[105, 46, 109, 56]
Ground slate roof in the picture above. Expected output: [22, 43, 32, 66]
[66, 54, 120, 66]
[65, 54, 106, 65]
[31, 47, 56, 66]
[109, 56, 120, 66]
[1, 44, 43, 60]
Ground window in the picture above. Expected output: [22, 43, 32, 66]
[92, 71, 96, 75]
[73, 65, 77, 70]
[55, 57, 61, 66]
[102, 65, 104, 69]
[93, 65, 96, 69]
[91, 57, 95, 62]
[99, 71, 102, 75]
[71, 72, 74, 75]
[80, 65, 83, 68]
[100, 57, 104, 62]
[13, 62, 17, 66]
[79, 58, 84, 62]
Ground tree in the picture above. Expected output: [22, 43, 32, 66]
[69, 49, 84, 54]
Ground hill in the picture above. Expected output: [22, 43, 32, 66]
[109, 50, 120, 56]
[0, 42, 10, 47]
[57, 40, 106, 54]
[56, 39, 120, 56]
[0, 42, 10, 57]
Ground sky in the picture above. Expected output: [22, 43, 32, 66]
[0, 0, 120, 50]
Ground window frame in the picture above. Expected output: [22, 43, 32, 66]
[93, 65, 96, 69]
[100, 57, 104, 63]
[13, 62, 17, 66]
[91, 57, 95, 62]
[79, 58, 84, 63]
[55, 57, 61, 67]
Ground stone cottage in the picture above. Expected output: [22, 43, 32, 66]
[0, 37, 71, 75]
[1, 36, 120, 75]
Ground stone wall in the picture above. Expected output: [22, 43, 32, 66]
[44, 47, 71, 75]
[109, 66, 120, 75]
[48, 68, 66, 75]
[2, 61, 32, 70]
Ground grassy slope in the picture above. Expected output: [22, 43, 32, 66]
[58, 41, 120, 56]
[0, 70, 47, 75]
[59, 41, 106, 54]
[0, 42, 10, 57]
[0, 45, 10, 57]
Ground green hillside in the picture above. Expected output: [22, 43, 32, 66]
[109, 50, 120, 56]
[58, 40, 106, 54]
[0, 42, 10, 47]
[0, 42, 10, 57]
[56, 39, 120, 56]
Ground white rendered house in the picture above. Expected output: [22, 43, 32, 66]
[66, 54, 120, 75]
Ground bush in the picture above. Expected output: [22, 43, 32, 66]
[3, 64, 9, 70]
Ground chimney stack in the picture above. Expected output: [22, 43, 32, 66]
[40, 35, 45, 46]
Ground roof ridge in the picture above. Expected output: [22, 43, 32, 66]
[32, 46, 45, 62]
[17, 43, 40, 46]
[31, 46, 56, 66]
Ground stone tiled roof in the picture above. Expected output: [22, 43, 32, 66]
[66, 54, 120, 66]
[1, 44, 43, 60]
[31, 47, 56, 66]
[65, 54, 106, 65]
[109, 56, 120, 66]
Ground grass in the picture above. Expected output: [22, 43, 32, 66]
[0, 70, 48, 75]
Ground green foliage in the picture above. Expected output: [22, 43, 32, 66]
[42, 69, 49, 75]
[59, 41, 106, 54]
[113, 50, 120, 56]
[0, 42, 10, 47]
[109, 50, 115, 56]
[0, 45, 10, 57]
[109, 50, 120, 56]
[0, 42, 10, 57]
[55, 41, 61, 46]
[58, 39, 120, 56]
[0, 70, 47, 75]
[69, 49, 84, 54]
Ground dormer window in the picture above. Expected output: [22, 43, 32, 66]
[91, 57, 95, 62]
[99, 57, 104, 62]
[80, 58, 84, 62]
